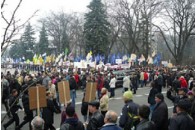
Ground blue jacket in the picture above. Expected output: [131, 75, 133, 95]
[100, 123, 122, 130]
[119, 100, 139, 128]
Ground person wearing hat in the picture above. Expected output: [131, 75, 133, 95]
[151, 93, 168, 130]
[119, 90, 139, 130]
[167, 87, 188, 115]
[60, 105, 84, 130]
[169, 99, 194, 130]
[85, 100, 104, 130]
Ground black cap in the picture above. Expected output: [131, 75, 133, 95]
[88, 100, 100, 108]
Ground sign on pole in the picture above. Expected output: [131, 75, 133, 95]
[29, 85, 47, 116]
[58, 81, 70, 105]
[84, 82, 97, 102]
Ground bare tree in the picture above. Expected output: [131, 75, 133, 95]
[153, 0, 195, 64]
[1, 0, 38, 56]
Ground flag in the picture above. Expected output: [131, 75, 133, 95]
[130, 54, 137, 61]
[86, 51, 92, 62]
[147, 56, 153, 64]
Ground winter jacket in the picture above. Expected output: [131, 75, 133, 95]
[109, 77, 116, 88]
[42, 98, 56, 125]
[148, 88, 159, 105]
[136, 119, 156, 130]
[100, 123, 122, 130]
[69, 77, 77, 90]
[119, 100, 139, 128]
[60, 117, 84, 130]
[87, 111, 104, 130]
[151, 101, 168, 130]
[169, 112, 194, 130]
[100, 94, 109, 112]
[123, 76, 131, 89]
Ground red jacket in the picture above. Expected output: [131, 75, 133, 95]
[144, 72, 148, 80]
[179, 78, 188, 88]
[74, 74, 79, 83]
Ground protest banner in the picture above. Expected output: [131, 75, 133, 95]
[58, 81, 70, 105]
[84, 82, 97, 102]
[29, 85, 47, 116]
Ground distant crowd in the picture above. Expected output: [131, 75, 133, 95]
[1, 65, 195, 130]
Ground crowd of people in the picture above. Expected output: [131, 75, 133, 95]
[1, 65, 195, 130]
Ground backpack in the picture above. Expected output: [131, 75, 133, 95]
[124, 106, 140, 130]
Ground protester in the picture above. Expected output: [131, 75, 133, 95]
[169, 99, 194, 130]
[81, 92, 89, 122]
[151, 93, 168, 130]
[147, 81, 159, 118]
[48, 80, 61, 113]
[96, 73, 104, 99]
[136, 105, 156, 130]
[3, 89, 21, 130]
[31, 116, 45, 130]
[61, 102, 78, 125]
[42, 91, 57, 130]
[60, 105, 84, 130]
[1, 75, 11, 117]
[85, 100, 104, 130]
[167, 87, 188, 115]
[42, 71, 51, 89]
[69, 74, 77, 108]
[100, 88, 109, 117]
[109, 75, 116, 98]
[100, 110, 121, 130]
[16, 90, 33, 130]
[123, 73, 131, 92]
[119, 90, 139, 130]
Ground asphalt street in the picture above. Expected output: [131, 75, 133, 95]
[1, 85, 174, 130]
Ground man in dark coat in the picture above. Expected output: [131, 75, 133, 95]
[151, 93, 168, 130]
[167, 87, 188, 114]
[136, 105, 156, 130]
[119, 91, 139, 130]
[42, 91, 57, 130]
[86, 100, 104, 130]
[148, 81, 159, 119]
[16, 90, 33, 130]
[169, 99, 194, 130]
[100, 110, 121, 130]
[3, 89, 21, 130]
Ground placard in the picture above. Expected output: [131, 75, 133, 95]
[58, 81, 71, 104]
[84, 82, 97, 102]
[29, 85, 47, 110]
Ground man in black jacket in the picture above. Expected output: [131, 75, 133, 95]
[167, 87, 188, 115]
[16, 90, 33, 130]
[3, 89, 21, 130]
[151, 93, 168, 130]
[136, 105, 156, 130]
[86, 100, 104, 130]
[169, 99, 194, 130]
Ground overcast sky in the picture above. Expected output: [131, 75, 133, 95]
[2, 0, 91, 25]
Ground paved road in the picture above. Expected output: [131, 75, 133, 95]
[1, 85, 173, 130]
